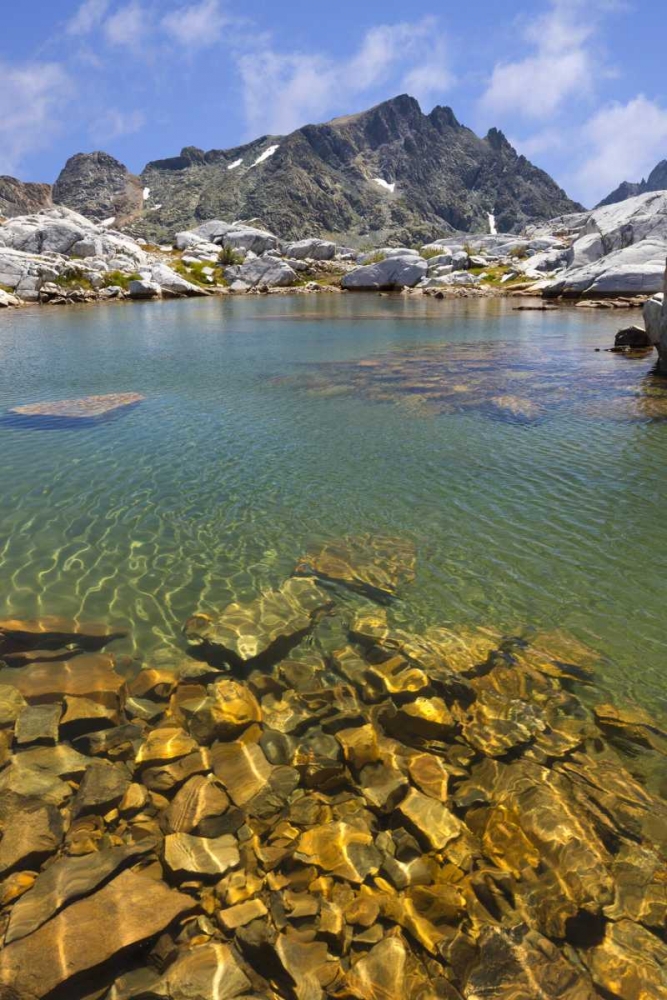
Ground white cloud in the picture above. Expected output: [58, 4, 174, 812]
[89, 107, 146, 142]
[161, 0, 229, 49]
[104, 1, 147, 49]
[509, 128, 566, 160]
[480, 0, 598, 119]
[66, 0, 110, 35]
[402, 39, 454, 107]
[0, 60, 72, 175]
[237, 18, 454, 137]
[575, 95, 667, 204]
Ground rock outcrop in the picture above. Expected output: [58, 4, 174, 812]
[643, 265, 667, 372]
[540, 191, 667, 297]
[52, 151, 144, 226]
[0, 207, 206, 303]
[342, 255, 428, 290]
[0, 176, 52, 217]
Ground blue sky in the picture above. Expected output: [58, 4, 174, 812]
[1, 0, 665, 206]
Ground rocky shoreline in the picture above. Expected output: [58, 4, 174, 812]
[0, 537, 665, 999]
[1, 194, 664, 315]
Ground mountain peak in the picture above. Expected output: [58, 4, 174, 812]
[485, 127, 513, 152]
[428, 105, 461, 130]
[3, 95, 582, 242]
[53, 151, 143, 224]
[597, 156, 667, 207]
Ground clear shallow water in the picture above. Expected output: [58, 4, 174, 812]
[1, 295, 666, 716]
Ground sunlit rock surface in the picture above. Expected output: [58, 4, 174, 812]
[184, 576, 332, 665]
[294, 535, 416, 600]
[0, 870, 193, 998]
[0, 538, 664, 999]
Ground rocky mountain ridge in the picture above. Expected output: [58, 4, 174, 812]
[2, 95, 582, 245]
[597, 158, 667, 208]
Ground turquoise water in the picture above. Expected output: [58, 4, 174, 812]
[1, 295, 665, 715]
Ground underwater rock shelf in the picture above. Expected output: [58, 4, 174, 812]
[273, 340, 667, 424]
[6, 392, 144, 425]
[0, 538, 665, 999]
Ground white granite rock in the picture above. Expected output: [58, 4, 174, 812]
[0, 207, 147, 266]
[420, 272, 480, 288]
[543, 240, 667, 297]
[567, 233, 605, 269]
[426, 254, 453, 269]
[357, 247, 419, 264]
[342, 255, 428, 289]
[643, 276, 667, 372]
[284, 238, 336, 260]
[129, 279, 161, 299]
[224, 255, 297, 288]
[150, 263, 206, 297]
[223, 226, 279, 255]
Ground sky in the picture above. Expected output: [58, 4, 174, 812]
[1, 0, 665, 207]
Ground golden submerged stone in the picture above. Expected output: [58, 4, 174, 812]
[294, 534, 417, 600]
[184, 577, 332, 665]
[295, 822, 382, 884]
[0, 555, 664, 1000]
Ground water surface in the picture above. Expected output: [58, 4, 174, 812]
[1, 295, 665, 715]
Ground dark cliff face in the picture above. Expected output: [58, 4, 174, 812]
[597, 159, 667, 208]
[0, 177, 52, 218]
[52, 151, 144, 224]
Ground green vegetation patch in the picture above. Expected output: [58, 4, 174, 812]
[361, 251, 387, 265]
[420, 247, 444, 260]
[174, 260, 226, 287]
[54, 273, 94, 291]
[218, 245, 244, 267]
[101, 270, 141, 290]
[469, 264, 529, 287]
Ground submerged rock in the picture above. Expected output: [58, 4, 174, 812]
[0, 615, 127, 651]
[161, 773, 230, 835]
[71, 759, 131, 817]
[5, 841, 156, 943]
[295, 821, 381, 883]
[0, 791, 64, 876]
[465, 924, 598, 999]
[164, 832, 240, 878]
[150, 942, 252, 1000]
[294, 535, 416, 600]
[0, 652, 126, 708]
[184, 577, 332, 666]
[397, 788, 462, 850]
[344, 937, 410, 1000]
[581, 918, 667, 1000]
[7, 392, 144, 424]
[180, 678, 261, 743]
[0, 870, 194, 998]
[14, 703, 61, 746]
